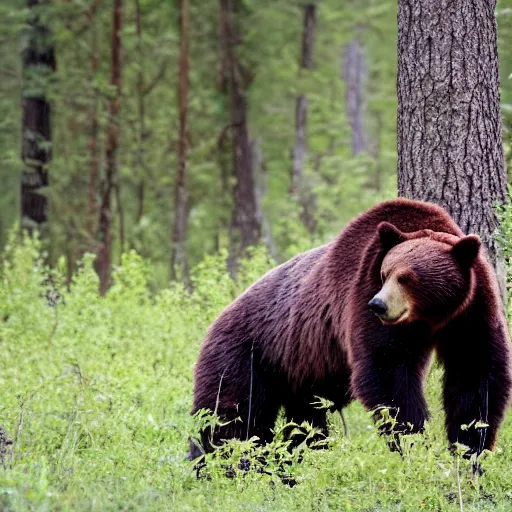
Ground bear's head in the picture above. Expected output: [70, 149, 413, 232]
[368, 222, 481, 328]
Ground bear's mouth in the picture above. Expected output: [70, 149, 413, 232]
[379, 309, 409, 325]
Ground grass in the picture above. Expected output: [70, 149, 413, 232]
[1, 237, 512, 511]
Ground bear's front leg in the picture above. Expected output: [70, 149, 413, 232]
[441, 376, 497, 458]
[351, 345, 432, 452]
[437, 304, 512, 457]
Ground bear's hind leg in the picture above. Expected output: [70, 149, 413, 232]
[191, 368, 281, 458]
[283, 396, 329, 449]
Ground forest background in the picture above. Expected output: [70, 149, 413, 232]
[7, 0, 509, 288]
[2, 1, 512, 510]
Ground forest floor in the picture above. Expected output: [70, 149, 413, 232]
[1, 241, 512, 511]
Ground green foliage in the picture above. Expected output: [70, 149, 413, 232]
[496, 196, 512, 326]
[1, 0, 512, 286]
[1, 240, 512, 510]
[0, 0, 399, 282]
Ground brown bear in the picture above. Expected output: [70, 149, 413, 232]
[190, 198, 512, 459]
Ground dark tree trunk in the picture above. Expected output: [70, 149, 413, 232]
[87, 14, 100, 241]
[300, 4, 316, 69]
[115, 182, 125, 254]
[135, 180, 144, 225]
[343, 34, 367, 156]
[171, 0, 190, 284]
[98, 0, 122, 296]
[21, 0, 56, 232]
[290, 4, 316, 194]
[291, 4, 316, 234]
[220, 0, 262, 274]
[291, 95, 308, 195]
[397, 0, 507, 283]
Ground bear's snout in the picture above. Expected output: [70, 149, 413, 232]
[368, 297, 388, 317]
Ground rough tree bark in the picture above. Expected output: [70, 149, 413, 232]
[397, 0, 507, 282]
[21, 0, 56, 232]
[98, 0, 122, 296]
[343, 32, 367, 156]
[220, 0, 262, 274]
[171, 0, 190, 284]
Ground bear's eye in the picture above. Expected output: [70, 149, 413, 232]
[397, 275, 409, 285]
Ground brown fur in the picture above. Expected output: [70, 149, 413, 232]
[191, 199, 512, 458]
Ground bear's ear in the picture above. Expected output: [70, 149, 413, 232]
[378, 222, 405, 251]
[451, 235, 481, 267]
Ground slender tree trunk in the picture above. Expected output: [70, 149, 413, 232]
[135, 181, 144, 224]
[115, 182, 125, 254]
[291, 2, 316, 194]
[343, 33, 367, 156]
[397, 0, 507, 284]
[220, 0, 262, 274]
[291, 4, 316, 234]
[135, 0, 145, 227]
[21, 0, 56, 233]
[98, 0, 122, 295]
[291, 95, 308, 195]
[252, 138, 277, 260]
[171, 0, 190, 284]
[291, 7, 316, 188]
[372, 110, 383, 191]
[216, 125, 232, 250]
[87, 14, 100, 240]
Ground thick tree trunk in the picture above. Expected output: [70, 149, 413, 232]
[171, 0, 190, 284]
[397, 0, 507, 279]
[291, 4, 316, 234]
[229, 71, 261, 267]
[98, 0, 122, 296]
[220, 0, 262, 274]
[343, 35, 367, 156]
[21, 0, 56, 232]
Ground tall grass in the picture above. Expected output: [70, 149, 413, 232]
[0, 235, 511, 511]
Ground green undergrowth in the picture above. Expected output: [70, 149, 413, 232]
[1, 235, 512, 511]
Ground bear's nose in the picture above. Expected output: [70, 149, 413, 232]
[368, 297, 388, 317]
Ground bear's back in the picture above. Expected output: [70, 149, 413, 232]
[200, 244, 331, 359]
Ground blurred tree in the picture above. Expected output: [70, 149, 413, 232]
[21, 0, 56, 233]
[171, 0, 190, 284]
[134, 0, 145, 231]
[291, 3, 316, 234]
[397, 0, 507, 279]
[220, 0, 262, 274]
[86, 5, 100, 244]
[343, 26, 367, 156]
[2, 0, 512, 288]
[99, 0, 123, 295]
